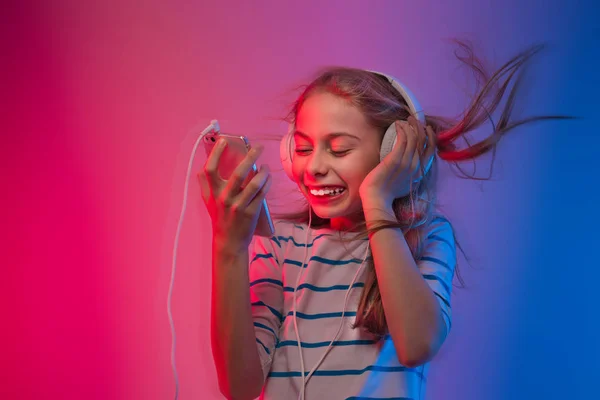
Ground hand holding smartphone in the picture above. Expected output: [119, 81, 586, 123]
[202, 132, 275, 238]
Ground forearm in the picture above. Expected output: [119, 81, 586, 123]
[211, 240, 264, 400]
[364, 207, 446, 367]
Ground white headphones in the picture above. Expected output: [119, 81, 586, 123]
[279, 70, 434, 184]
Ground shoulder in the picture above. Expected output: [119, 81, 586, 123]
[423, 213, 455, 241]
[418, 214, 457, 282]
[420, 213, 457, 258]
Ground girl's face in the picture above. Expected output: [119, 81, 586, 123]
[292, 91, 382, 229]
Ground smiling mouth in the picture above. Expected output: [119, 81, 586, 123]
[307, 187, 346, 197]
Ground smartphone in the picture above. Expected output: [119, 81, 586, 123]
[203, 132, 275, 237]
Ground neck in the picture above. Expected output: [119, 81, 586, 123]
[329, 211, 366, 232]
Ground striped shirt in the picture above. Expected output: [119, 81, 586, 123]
[248, 216, 456, 400]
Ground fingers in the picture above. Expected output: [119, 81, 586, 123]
[411, 116, 428, 153]
[404, 117, 436, 182]
[203, 138, 228, 187]
[402, 119, 418, 167]
[391, 120, 418, 178]
[246, 169, 273, 214]
[224, 145, 265, 196]
[236, 164, 271, 208]
[389, 120, 407, 162]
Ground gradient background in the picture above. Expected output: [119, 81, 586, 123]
[3, 0, 599, 399]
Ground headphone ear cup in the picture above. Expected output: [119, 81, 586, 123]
[379, 121, 435, 186]
[379, 122, 397, 162]
[280, 124, 295, 180]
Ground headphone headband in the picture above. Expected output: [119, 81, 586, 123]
[368, 70, 426, 123]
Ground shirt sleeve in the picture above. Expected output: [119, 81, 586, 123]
[417, 216, 457, 338]
[248, 232, 284, 381]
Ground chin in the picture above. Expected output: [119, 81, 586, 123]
[309, 199, 363, 221]
[310, 204, 345, 219]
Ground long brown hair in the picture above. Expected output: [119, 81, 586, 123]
[273, 40, 573, 336]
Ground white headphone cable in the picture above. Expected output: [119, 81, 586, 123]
[301, 242, 370, 395]
[168, 120, 220, 400]
[293, 209, 312, 400]
[295, 215, 371, 400]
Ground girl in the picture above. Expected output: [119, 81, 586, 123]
[199, 42, 569, 400]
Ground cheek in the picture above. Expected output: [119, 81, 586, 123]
[291, 158, 304, 182]
[344, 156, 379, 186]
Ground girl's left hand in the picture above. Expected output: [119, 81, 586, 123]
[359, 116, 435, 211]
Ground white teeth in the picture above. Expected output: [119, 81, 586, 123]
[309, 187, 345, 196]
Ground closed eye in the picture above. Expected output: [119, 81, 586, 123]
[295, 149, 350, 157]
[330, 149, 350, 157]
[294, 148, 312, 155]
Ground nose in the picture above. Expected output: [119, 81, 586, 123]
[305, 148, 329, 178]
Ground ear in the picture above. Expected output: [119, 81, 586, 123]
[280, 123, 295, 181]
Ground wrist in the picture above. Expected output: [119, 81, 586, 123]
[362, 202, 396, 226]
[361, 194, 393, 214]
[360, 189, 391, 208]
[213, 234, 250, 258]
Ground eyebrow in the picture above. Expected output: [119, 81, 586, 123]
[294, 130, 360, 141]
